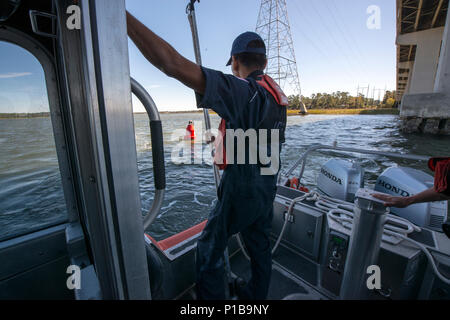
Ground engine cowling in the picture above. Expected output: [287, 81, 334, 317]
[375, 167, 448, 231]
[317, 159, 365, 202]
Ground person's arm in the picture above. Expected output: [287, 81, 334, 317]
[372, 187, 450, 208]
[126, 11, 206, 94]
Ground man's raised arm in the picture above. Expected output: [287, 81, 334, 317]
[126, 12, 206, 94]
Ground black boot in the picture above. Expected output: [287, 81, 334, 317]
[231, 277, 249, 300]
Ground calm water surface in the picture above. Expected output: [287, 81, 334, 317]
[1, 114, 449, 241]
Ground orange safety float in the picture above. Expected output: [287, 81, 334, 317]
[186, 121, 196, 140]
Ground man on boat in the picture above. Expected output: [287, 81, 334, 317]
[126, 12, 287, 299]
[373, 157, 450, 238]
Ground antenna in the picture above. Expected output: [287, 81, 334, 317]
[256, 0, 307, 114]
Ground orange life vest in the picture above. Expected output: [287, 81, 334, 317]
[289, 177, 300, 189]
[214, 74, 288, 170]
[285, 177, 309, 192]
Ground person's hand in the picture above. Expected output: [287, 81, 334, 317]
[372, 193, 412, 208]
[205, 132, 216, 145]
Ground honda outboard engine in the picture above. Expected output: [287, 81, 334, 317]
[317, 159, 365, 202]
[375, 167, 448, 231]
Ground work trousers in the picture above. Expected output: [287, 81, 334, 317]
[195, 165, 277, 300]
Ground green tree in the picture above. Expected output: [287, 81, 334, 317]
[288, 95, 301, 110]
[286, 90, 397, 110]
[385, 98, 396, 108]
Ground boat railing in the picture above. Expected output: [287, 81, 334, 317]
[280, 143, 430, 184]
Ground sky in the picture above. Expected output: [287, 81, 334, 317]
[0, 42, 49, 114]
[126, 0, 397, 112]
[0, 0, 396, 113]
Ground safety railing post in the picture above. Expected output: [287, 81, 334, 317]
[340, 189, 389, 300]
[186, 0, 221, 191]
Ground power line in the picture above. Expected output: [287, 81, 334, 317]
[288, 0, 356, 83]
[329, 0, 371, 77]
[307, 0, 362, 81]
[322, 0, 371, 78]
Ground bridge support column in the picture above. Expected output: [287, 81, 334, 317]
[399, 11, 450, 135]
[398, 28, 443, 94]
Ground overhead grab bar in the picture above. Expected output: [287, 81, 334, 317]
[131, 78, 166, 230]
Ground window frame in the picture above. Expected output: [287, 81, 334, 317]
[0, 26, 78, 242]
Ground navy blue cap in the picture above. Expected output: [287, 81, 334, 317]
[226, 32, 266, 66]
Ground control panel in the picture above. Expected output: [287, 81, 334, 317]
[321, 231, 349, 296]
[326, 231, 349, 274]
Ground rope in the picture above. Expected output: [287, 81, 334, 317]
[236, 189, 450, 285]
[322, 193, 450, 285]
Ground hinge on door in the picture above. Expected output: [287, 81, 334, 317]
[29, 10, 57, 38]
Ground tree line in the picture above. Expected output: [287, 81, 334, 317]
[0, 112, 51, 119]
[288, 91, 397, 110]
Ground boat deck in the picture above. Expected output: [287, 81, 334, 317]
[229, 244, 327, 300]
[175, 236, 329, 300]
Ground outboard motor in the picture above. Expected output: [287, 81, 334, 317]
[375, 167, 448, 231]
[317, 159, 365, 202]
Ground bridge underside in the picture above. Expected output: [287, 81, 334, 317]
[397, 0, 450, 134]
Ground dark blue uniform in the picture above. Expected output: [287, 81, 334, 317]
[196, 67, 287, 300]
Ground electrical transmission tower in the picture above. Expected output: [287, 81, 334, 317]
[256, 0, 307, 113]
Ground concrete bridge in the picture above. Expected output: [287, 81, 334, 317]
[397, 0, 450, 134]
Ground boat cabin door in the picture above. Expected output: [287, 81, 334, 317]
[0, 0, 153, 300]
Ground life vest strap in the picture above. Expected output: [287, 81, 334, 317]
[214, 119, 227, 170]
[256, 75, 289, 106]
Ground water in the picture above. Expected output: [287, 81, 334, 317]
[1, 114, 449, 242]
[0, 118, 67, 241]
